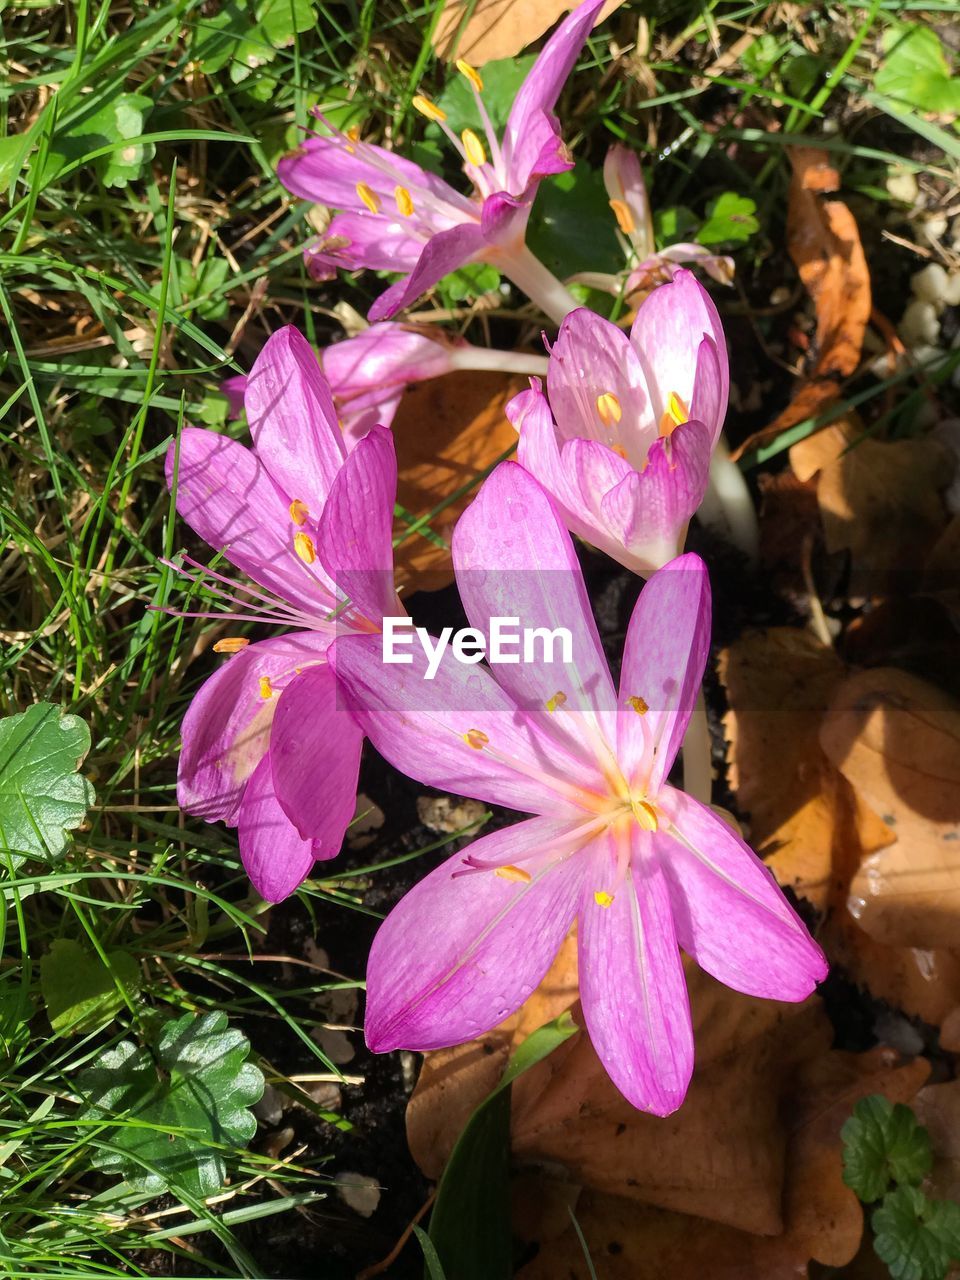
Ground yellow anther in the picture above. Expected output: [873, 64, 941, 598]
[659, 390, 689, 437]
[495, 864, 532, 883]
[631, 798, 659, 831]
[627, 694, 649, 716]
[596, 391, 622, 429]
[395, 185, 414, 217]
[611, 444, 628, 460]
[213, 637, 250, 654]
[609, 198, 636, 236]
[461, 128, 487, 167]
[463, 728, 489, 750]
[456, 59, 484, 92]
[294, 532, 316, 564]
[594, 890, 615, 908]
[289, 499, 309, 526]
[346, 125, 361, 142]
[546, 690, 567, 714]
[412, 94, 446, 122]
[355, 181, 381, 214]
[259, 676, 275, 700]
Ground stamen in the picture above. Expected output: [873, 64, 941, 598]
[213, 637, 250, 654]
[463, 728, 489, 750]
[627, 695, 649, 715]
[259, 676, 275, 699]
[412, 94, 446, 122]
[594, 890, 614, 908]
[495, 865, 532, 883]
[344, 125, 361, 154]
[394, 186, 414, 217]
[289, 499, 309, 526]
[596, 391, 622, 429]
[456, 59, 483, 92]
[609, 198, 636, 236]
[294, 532, 317, 564]
[659, 391, 689, 437]
[355, 182, 381, 214]
[461, 128, 486, 167]
[546, 691, 567, 714]
[631, 798, 659, 831]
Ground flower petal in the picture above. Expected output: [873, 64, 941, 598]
[244, 326, 346, 514]
[308, 211, 425, 275]
[238, 753, 317, 902]
[658, 787, 828, 1000]
[177, 633, 331, 825]
[452, 461, 617, 761]
[318, 425, 399, 626]
[222, 374, 247, 419]
[322, 323, 454, 398]
[603, 144, 651, 253]
[617, 552, 711, 789]
[578, 826, 694, 1114]
[368, 222, 487, 321]
[501, 109, 571, 192]
[269, 663, 363, 858]
[365, 817, 587, 1051]
[166, 428, 335, 618]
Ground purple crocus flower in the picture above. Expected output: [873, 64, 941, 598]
[166, 325, 400, 901]
[510, 269, 730, 574]
[332, 463, 826, 1114]
[276, 0, 607, 325]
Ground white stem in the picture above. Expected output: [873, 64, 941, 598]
[696, 434, 759, 566]
[682, 689, 712, 806]
[448, 348, 549, 378]
[496, 244, 581, 326]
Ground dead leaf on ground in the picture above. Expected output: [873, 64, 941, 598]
[914, 1080, 960, 1204]
[731, 148, 871, 462]
[820, 667, 960, 949]
[392, 369, 524, 591]
[432, 0, 622, 64]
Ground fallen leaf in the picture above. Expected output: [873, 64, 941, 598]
[820, 667, 960, 949]
[913, 1081, 960, 1204]
[942, 1007, 960, 1053]
[392, 369, 524, 590]
[432, 0, 622, 65]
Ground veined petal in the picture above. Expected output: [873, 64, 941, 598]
[480, 190, 531, 244]
[658, 787, 828, 1000]
[331, 632, 597, 815]
[322, 323, 455, 397]
[603, 144, 652, 254]
[503, 109, 572, 192]
[222, 374, 247, 419]
[308, 211, 425, 275]
[629, 270, 728, 434]
[617, 552, 710, 790]
[269, 664, 363, 858]
[453, 461, 617, 760]
[166, 428, 336, 617]
[513, 382, 581, 513]
[365, 817, 587, 1051]
[578, 826, 694, 1115]
[244, 326, 345, 515]
[318, 425, 399, 626]
[368, 222, 487, 321]
[238, 753, 318, 902]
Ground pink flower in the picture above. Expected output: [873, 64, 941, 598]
[276, 0, 607, 324]
[511, 269, 730, 574]
[332, 464, 826, 1114]
[167, 325, 400, 901]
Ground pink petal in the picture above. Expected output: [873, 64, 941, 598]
[269, 664, 363, 859]
[318, 425, 399, 626]
[221, 374, 247, 419]
[165, 428, 336, 618]
[501, 109, 571, 193]
[617, 552, 711, 790]
[244, 326, 346, 514]
[368, 222, 487, 321]
[177, 633, 331, 825]
[307, 211, 425, 275]
[322, 323, 454, 398]
[331, 632, 590, 816]
[578, 827, 694, 1114]
[238, 753, 318, 902]
[658, 787, 828, 1000]
[602, 144, 650, 252]
[452, 461, 617, 761]
[364, 817, 587, 1051]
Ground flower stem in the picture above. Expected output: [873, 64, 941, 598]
[682, 689, 712, 806]
[497, 244, 581, 326]
[448, 347, 549, 378]
[696, 434, 759, 566]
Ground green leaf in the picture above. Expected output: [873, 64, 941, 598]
[697, 191, 759, 246]
[654, 204, 697, 246]
[872, 1186, 960, 1280]
[875, 24, 960, 118]
[435, 56, 536, 135]
[436, 260, 502, 306]
[428, 1011, 578, 1280]
[191, 0, 250, 74]
[40, 939, 140, 1036]
[527, 161, 623, 277]
[255, 0, 317, 48]
[0, 703, 94, 871]
[47, 92, 156, 188]
[78, 1011, 264, 1198]
[841, 1095, 933, 1203]
[741, 33, 785, 78]
[178, 257, 231, 323]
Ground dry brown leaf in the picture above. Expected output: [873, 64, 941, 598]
[942, 1006, 960, 1052]
[731, 148, 871, 463]
[392, 369, 523, 590]
[914, 1080, 960, 1204]
[511, 964, 830, 1236]
[432, 0, 622, 64]
[820, 667, 960, 949]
